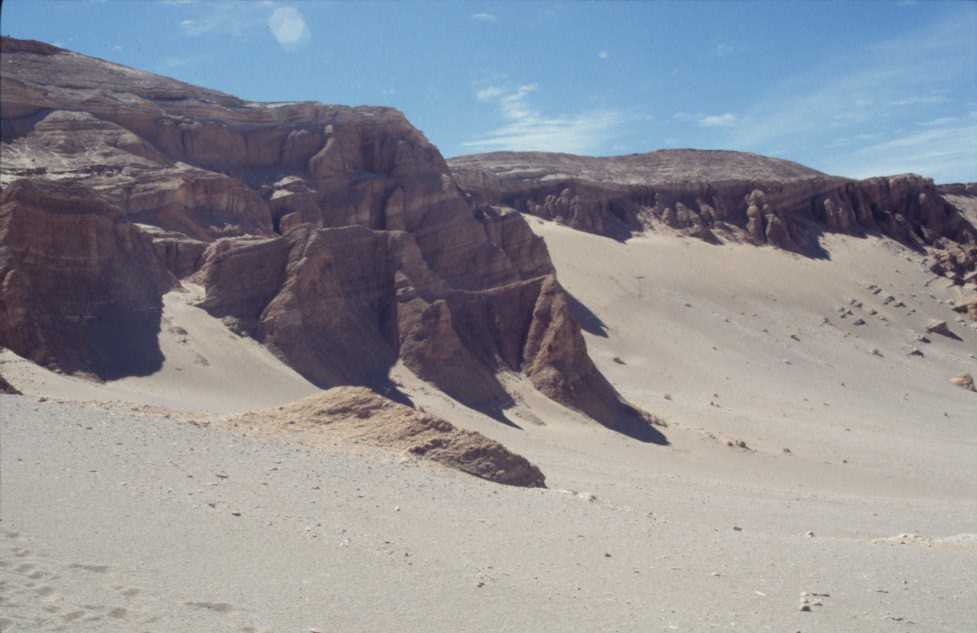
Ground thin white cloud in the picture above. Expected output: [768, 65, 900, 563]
[178, 4, 264, 37]
[464, 82, 622, 154]
[826, 122, 977, 182]
[889, 95, 948, 107]
[472, 12, 497, 23]
[268, 6, 310, 50]
[699, 113, 738, 128]
[175, 1, 310, 51]
[158, 56, 199, 70]
[672, 111, 739, 128]
[597, 50, 609, 60]
[729, 7, 976, 181]
[918, 116, 958, 127]
[475, 86, 506, 101]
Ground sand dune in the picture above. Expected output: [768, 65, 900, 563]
[3, 224, 976, 632]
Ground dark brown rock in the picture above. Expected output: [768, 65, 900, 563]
[0, 180, 170, 378]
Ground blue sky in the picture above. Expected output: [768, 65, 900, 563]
[3, 0, 975, 181]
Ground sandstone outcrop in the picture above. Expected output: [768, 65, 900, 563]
[449, 152, 977, 281]
[225, 386, 547, 487]
[1, 37, 658, 441]
[0, 180, 170, 378]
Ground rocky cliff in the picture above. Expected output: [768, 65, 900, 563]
[0, 37, 658, 440]
[449, 151, 977, 282]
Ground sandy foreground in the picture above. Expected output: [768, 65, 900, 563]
[2, 223, 976, 632]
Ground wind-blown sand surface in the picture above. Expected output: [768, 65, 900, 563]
[3, 224, 976, 632]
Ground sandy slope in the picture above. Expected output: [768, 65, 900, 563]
[0, 284, 317, 413]
[2, 225, 976, 632]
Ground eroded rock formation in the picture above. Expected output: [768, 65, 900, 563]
[0, 37, 658, 441]
[449, 152, 977, 281]
[0, 180, 170, 378]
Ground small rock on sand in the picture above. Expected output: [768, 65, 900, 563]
[950, 374, 975, 392]
[925, 319, 954, 337]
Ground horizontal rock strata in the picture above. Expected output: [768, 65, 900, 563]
[0, 37, 659, 441]
[450, 151, 977, 281]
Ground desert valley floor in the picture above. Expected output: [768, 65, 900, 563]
[3, 221, 976, 632]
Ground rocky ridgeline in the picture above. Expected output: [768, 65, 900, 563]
[449, 152, 977, 283]
[0, 37, 658, 440]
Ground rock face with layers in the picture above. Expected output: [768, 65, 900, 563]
[449, 151, 977, 281]
[225, 386, 547, 487]
[0, 37, 658, 441]
[0, 180, 170, 378]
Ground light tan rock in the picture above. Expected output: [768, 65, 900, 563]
[225, 386, 546, 487]
[950, 374, 975, 392]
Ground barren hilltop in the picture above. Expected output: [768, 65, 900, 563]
[2, 37, 976, 633]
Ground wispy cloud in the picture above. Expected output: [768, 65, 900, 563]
[176, 1, 307, 51]
[597, 50, 609, 60]
[471, 12, 497, 23]
[158, 56, 200, 71]
[889, 95, 948, 107]
[673, 111, 739, 128]
[268, 6, 309, 50]
[918, 116, 958, 127]
[727, 8, 976, 181]
[178, 2, 267, 37]
[826, 121, 977, 182]
[698, 113, 738, 128]
[463, 81, 622, 154]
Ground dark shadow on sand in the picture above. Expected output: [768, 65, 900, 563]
[567, 292, 609, 338]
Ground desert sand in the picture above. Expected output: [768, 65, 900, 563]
[3, 222, 976, 632]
